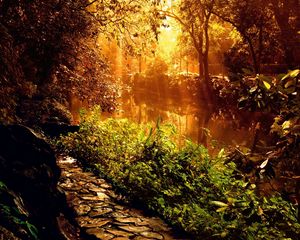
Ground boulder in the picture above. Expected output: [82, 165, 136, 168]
[0, 124, 65, 239]
[41, 122, 79, 138]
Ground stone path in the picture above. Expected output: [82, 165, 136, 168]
[58, 156, 189, 240]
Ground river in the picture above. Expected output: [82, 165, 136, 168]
[99, 74, 263, 151]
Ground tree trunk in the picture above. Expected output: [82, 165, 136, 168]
[246, 36, 260, 74]
[198, 52, 204, 78]
[271, 0, 297, 68]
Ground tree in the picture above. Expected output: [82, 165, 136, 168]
[269, 0, 300, 68]
[0, 0, 154, 124]
[214, 0, 299, 73]
[213, 0, 277, 73]
[154, 0, 218, 110]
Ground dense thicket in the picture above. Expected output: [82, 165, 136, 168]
[57, 110, 300, 239]
[0, 0, 116, 124]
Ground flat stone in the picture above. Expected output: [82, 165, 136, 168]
[77, 180, 87, 186]
[140, 232, 163, 239]
[118, 226, 151, 233]
[80, 194, 109, 201]
[135, 221, 150, 226]
[70, 197, 83, 207]
[77, 216, 91, 227]
[101, 183, 112, 189]
[125, 208, 144, 216]
[86, 228, 114, 240]
[62, 185, 82, 191]
[68, 168, 82, 173]
[65, 192, 79, 202]
[79, 189, 90, 194]
[140, 218, 171, 232]
[112, 238, 131, 240]
[114, 205, 124, 210]
[106, 229, 134, 237]
[83, 172, 96, 177]
[97, 192, 110, 199]
[81, 220, 110, 228]
[90, 187, 107, 193]
[92, 203, 110, 209]
[133, 237, 151, 240]
[89, 208, 113, 218]
[107, 191, 119, 199]
[115, 217, 142, 224]
[110, 212, 129, 218]
[92, 179, 106, 185]
[74, 204, 91, 216]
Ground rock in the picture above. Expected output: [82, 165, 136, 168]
[140, 231, 164, 239]
[89, 208, 113, 218]
[17, 98, 73, 126]
[85, 228, 114, 240]
[92, 202, 110, 209]
[133, 237, 151, 240]
[106, 229, 134, 237]
[115, 217, 143, 224]
[74, 204, 91, 216]
[101, 183, 112, 189]
[112, 237, 131, 240]
[90, 187, 107, 194]
[41, 122, 79, 137]
[0, 225, 21, 240]
[110, 212, 129, 218]
[139, 218, 171, 232]
[80, 193, 109, 201]
[0, 124, 67, 239]
[81, 220, 111, 228]
[118, 225, 151, 233]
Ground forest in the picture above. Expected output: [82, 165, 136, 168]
[0, 0, 300, 239]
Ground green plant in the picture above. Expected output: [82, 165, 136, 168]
[0, 181, 39, 240]
[56, 108, 300, 239]
[231, 70, 300, 203]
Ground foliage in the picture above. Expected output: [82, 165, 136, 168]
[215, 0, 299, 73]
[56, 108, 300, 239]
[145, 57, 169, 77]
[0, 181, 39, 240]
[0, 0, 157, 124]
[222, 69, 300, 205]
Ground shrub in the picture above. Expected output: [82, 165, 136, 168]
[56, 107, 300, 239]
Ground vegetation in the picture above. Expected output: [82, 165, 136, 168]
[0, 181, 38, 239]
[56, 108, 300, 239]
[1, 1, 300, 239]
[217, 69, 300, 211]
[0, 0, 156, 124]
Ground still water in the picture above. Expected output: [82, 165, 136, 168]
[100, 77, 259, 149]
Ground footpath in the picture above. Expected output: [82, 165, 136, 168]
[58, 156, 189, 240]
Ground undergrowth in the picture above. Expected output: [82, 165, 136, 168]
[56, 107, 300, 239]
[0, 181, 39, 239]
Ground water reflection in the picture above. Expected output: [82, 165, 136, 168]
[103, 76, 257, 149]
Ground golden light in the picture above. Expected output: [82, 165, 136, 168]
[157, 16, 180, 64]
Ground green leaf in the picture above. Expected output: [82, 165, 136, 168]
[25, 221, 39, 240]
[217, 148, 225, 159]
[262, 80, 271, 90]
[289, 69, 300, 78]
[216, 206, 228, 212]
[281, 69, 299, 81]
[210, 201, 228, 207]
